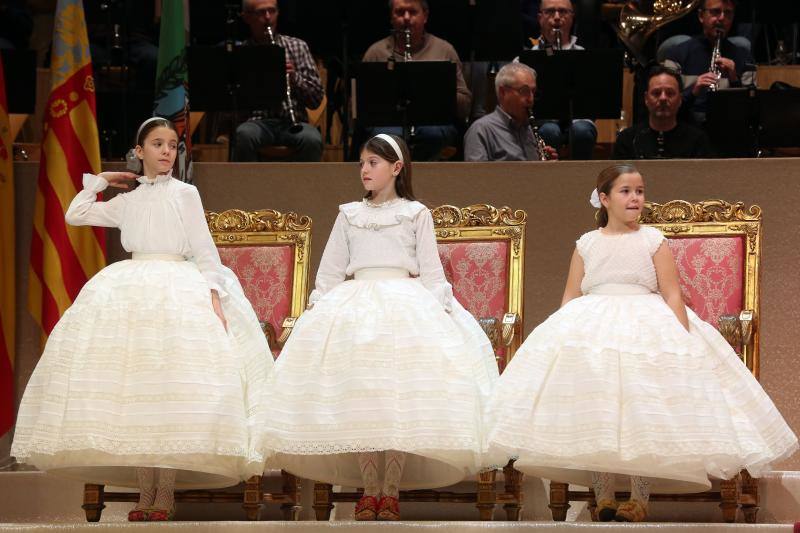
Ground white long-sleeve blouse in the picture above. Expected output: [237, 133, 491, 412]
[309, 198, 454, 311]
[64, 173, 226, 294]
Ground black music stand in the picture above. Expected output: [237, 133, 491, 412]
[518, 49, 624, 122]
[706, 88, 800, 157]
[354, 61, 457, 145]
[187, 45, 287, 160]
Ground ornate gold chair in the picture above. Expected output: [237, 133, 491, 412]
[548, 199, 763, 524]
[312, 204, 527, 521]
[82, 209, 312, 522]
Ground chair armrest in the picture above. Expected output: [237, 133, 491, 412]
[260, 321, 278, 353]
[501, 313, 519, 347]
[739, 309, 755, 347]
[277, 317, 298, 349]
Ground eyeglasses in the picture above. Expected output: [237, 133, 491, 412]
[245, 7, 277, 17]
[507, 85, 537, 98]
[540, 7, 574, 16]
[702, 8, 734, 17]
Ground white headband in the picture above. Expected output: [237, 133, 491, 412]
[373, 134, 404, 163]
[136, 116, 168, 143]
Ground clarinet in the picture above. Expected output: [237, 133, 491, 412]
[528, 108, 550, 161]
[266, 25, 303, 133]
[553, 28, 562, 51]
[709, 25, 724, 92]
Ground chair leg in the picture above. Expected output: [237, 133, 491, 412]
[82, 483, 105, 522]
[549, 481, 570, 521]
[740, 470, 759, 524]
[503, 461, 523, 521]
[587, 496, 598, 522]
[243, 475, 263, 521]
[313, 482, 334, 521]
[281, 471, 302, 520]
[719, 475, 740, 523]
[476, 468, 497, 520]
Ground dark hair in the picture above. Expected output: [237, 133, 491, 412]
[131, 117, 179, 174]
[595, 163, 640, 227]
[702, 0, 736, 9]
[646, 64, 684, 93]
[360, 134, 416, 201]
[388, 0, 429, 14]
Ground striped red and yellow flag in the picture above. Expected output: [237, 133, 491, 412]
[29, 0, 104, 339]
[0, 52, 15, 435]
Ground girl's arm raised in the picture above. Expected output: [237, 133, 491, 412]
[64, 172, 137, 227]
[654, 242, 690, 331]
[308, 212, 349, 307]
[560, 248, 585, 307]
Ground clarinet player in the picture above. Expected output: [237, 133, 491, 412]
[463, 63, 559, 161]
[236, 0, 325, 161]
[663, 0, 754, 125]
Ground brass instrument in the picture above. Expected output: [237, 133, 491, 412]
[709, 25, 724, 92]
[528, 109, 550, 161]
[266, 25, 303, 134]
[615, 0, 702, 64]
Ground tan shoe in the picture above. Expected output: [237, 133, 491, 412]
[615, 499, 648, 522]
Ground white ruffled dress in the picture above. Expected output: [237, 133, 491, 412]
[485, 226, 798, 492]
[254, 199, 499, 489]
[11, 173, 271, 489]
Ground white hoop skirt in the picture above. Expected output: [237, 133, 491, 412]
[485, 289, 798, 493]
[11, 258, 271, 489]
[254, 272, 499, 489]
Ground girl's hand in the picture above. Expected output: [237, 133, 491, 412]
[211, 290, 228, 332]
[98, 171, 139, 189]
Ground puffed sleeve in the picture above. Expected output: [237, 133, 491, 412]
[64, 173, 126, 228]
[308, 211, 350, 306]
[415, 208, 454, 312]
[174, 185, 227, 296]
[645, 226, 667, 256]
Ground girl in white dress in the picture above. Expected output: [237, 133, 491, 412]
[485, 163, 798, 522]
[254, 134, 499, 521]
[11, 118, 270, 521]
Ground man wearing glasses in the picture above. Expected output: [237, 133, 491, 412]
[464, 63, 558, 161]
[235, 0, 325, 161]
[522, 0, 597, 160]
[664, 0, 755, 124]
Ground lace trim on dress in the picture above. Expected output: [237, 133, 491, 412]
[339, 199, 425, 230]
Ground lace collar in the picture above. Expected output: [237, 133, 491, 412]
[136, 171, 173, 186]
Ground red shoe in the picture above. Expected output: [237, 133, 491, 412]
[376, 495, 400, 521]
[147, 507, 175, 521]
[355, 495, 378, 521]
[127, 508, 148, 522]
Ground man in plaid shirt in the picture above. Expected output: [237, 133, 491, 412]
[237, 0, 325, 161]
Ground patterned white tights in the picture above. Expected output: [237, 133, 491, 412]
[630, 475, 650, 504]
[591, 471, 615, 502]
[382, 451, 407, 499]
[134, 467, 156, 510]
[153, 468, 176, 511]
[358, 452, 380, 497]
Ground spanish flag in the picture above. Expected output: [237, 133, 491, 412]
[29, 0, 104, 340]
[0, 52, 15, 435]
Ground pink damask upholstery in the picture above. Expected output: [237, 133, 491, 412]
[438, 241, 510, 366]
[667, 236, 745, 339]
[218, 245, 295, 356]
